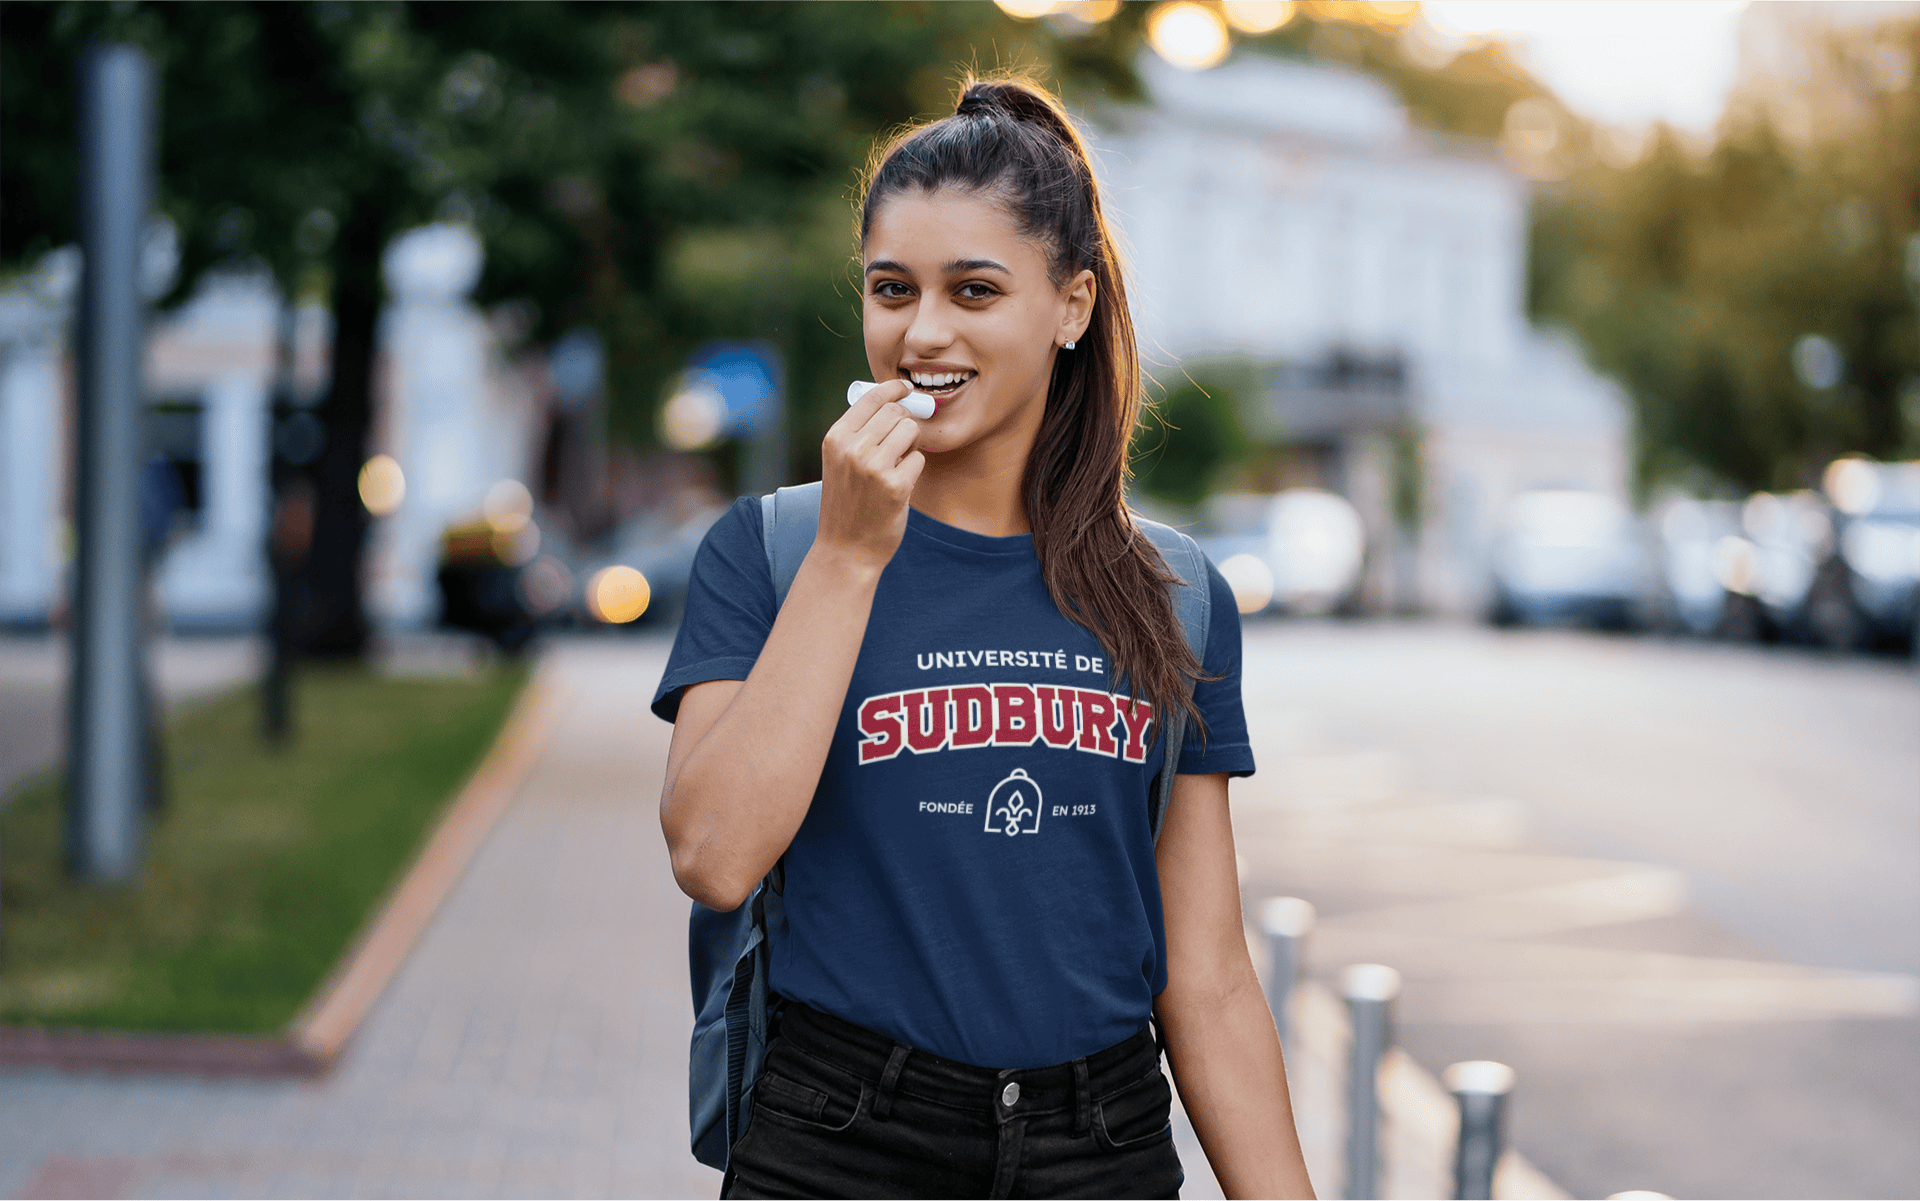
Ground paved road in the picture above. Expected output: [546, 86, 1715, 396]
[1231, 621, 1920, 1199]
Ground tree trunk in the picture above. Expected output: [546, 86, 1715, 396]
[302, 196, 384, 658]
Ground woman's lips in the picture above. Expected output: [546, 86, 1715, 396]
[905, 373, 973, 412]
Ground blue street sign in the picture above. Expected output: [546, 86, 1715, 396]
[688, 342, 782, 437]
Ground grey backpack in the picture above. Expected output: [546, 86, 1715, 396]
[686, 481, 1212, 1171]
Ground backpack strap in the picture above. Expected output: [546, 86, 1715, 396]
[760, 481, 823, 605]
[1132, 516, 1212, 843]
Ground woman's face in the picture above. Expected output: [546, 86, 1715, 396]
[862, 187, 1093, 459]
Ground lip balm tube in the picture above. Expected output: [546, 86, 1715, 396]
[848, 380, 936, 420]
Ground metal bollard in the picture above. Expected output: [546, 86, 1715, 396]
[1443, 1060, 1516, 1200]
[1260, 896, 1315, 1052]
[1342, 963, 1401, 1200]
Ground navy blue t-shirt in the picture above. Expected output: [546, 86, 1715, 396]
[652, 498, 1255, 1069]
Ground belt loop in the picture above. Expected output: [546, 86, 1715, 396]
[1072, 1057, 1091, 1137]
[872, 1043, 911, 1122]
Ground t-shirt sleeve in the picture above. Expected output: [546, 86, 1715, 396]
[1176, 558, 1256, 777]
[650, 496, 778, 722]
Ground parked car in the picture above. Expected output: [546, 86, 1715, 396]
[1809, 458, 1920, 653]
[436, 516, 547, 652]
[1657, 497, 1750, 637]
[1737, 489, 1837, 642]
[1195, 489, 1366, 617]
[1488, 490, 1650, 629]
[574, 497, 728, 628]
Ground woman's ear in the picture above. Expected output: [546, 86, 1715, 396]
[1058, 268, 1095, 348]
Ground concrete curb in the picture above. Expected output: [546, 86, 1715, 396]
[0, 663, 562, 1078]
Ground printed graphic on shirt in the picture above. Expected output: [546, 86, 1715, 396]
[855, 682, 1154, 766]
[984, 768, 1042, 837]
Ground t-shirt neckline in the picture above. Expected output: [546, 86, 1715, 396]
[906, 505, 1035, 557]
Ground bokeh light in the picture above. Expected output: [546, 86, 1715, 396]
[660, 383, 728, 451]
[1218, 553, 1276, 614]
[357, 454, 405, 517]
[1056, 0, 1123, 25]
[587, 565, 650, 624]
[1713, 534, 1759, 596]
[1824, 457, 1881, 516]
[1147, 2, 1231, 71]
[483, 479, 534, 531]
[1223, 1, 1296, 35]
[993, 0, 1061, 18]
[1266, 489, 1366, 614]
[519, 555, 573, 614]
[491, 521, 541, 567]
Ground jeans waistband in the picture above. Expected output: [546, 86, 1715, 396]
[772, 1001, 1160, 1120]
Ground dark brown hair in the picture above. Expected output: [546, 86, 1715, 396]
[859, 74, 1205, 743]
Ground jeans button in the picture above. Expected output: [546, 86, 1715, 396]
[1001, 1081, 1020, 1107]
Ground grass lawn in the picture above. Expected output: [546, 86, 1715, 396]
[0, 662, 528, 1034]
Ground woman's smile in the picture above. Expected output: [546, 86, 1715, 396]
[901, 362, 977, 410]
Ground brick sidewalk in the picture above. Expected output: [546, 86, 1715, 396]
[1, 638, 719, 1199]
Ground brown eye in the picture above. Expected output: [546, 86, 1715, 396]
[873, 280, 911, 299]
[958, 283, 997, 300]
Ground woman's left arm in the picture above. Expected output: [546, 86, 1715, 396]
[1155, 771, 1316, 1200]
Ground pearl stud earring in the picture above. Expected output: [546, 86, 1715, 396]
[1063, 340, 1076, 350]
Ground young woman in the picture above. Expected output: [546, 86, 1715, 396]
[653, 76, 1314, 1200]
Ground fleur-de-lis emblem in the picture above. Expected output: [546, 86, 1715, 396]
[983, 768, 1042, 837]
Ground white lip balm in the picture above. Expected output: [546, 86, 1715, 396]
[848, 380, 936, 420]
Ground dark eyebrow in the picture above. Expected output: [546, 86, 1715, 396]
[862, 257, 1011, 276]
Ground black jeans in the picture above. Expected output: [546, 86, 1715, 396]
[723, 1002, 1184, 1200]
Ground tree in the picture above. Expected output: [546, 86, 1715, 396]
[3, 1, 1143, 653]
[1528, 17, 1920, 495]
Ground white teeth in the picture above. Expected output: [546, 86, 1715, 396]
[909, 371, 971, 388]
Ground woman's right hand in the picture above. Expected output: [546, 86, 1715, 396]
[815, 379, 925, 570]
[663, 380, 924, 910]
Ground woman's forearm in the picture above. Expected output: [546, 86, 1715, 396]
[661, 542, 882, 909]
[1159, 965, 1317, 1199]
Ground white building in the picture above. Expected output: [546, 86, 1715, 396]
[1091, 52, 1631, 615]
[0, 222, 541, 632]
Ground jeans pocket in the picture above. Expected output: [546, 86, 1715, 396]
[1093, 1067, 1174, 1150]
[751, 1070, 865, 1134]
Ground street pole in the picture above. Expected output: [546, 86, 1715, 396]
[263, 302, 301, 743]
[1443, 1060, 1515, 1200]
[68, 43, 155, 880]
[1343, 963, 1401, 1200]
[1260, 895, 1315, 1054]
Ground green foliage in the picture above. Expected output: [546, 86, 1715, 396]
[1132, 378, 1249, 506]
[0, 1, 1143, 476]
[0, 665, 526, 1033]
[1529, 19, 1920, 494]
[1388, 419, 1424, 532]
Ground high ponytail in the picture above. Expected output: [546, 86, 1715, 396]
[858, 75, 1207, 746]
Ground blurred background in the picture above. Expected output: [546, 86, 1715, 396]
[2, 0, 1917, 647]
[0, 2, 1916, 1199]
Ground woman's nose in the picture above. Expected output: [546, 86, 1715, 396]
[904, 296, 955, 354]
